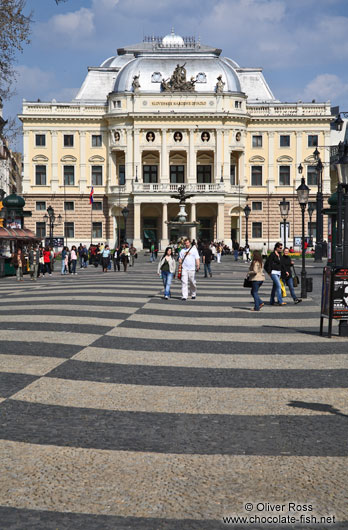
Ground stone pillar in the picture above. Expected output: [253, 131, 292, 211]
[188, 129, 196, 184]
[79, 131, 87, 193]
[223, 130, 230, 183]
[215, 130, 223, 183]
[125, 129, 133, 193]
[190, 202, 197, 241]
[217, 202, 225, 241]
[134, 129, 140, 188]
[133, 201, 142, 248]
[267, 131, 275, 193]
[160, 129, 169, 183]
[295, 132, 303, 189]
[161, 202, 169, 248]
[50, 131, 59, 193]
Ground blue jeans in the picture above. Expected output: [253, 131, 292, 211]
[286, 276, 297, 301]
[270, 273, 283, 304]
[71, 259, 77, 274]
[234, 249, 239, 261]
[204, 263, 212, 277]
[161, 271, 173, 297]
[61, 260, 66, 274]
[251, 281, 264, 310]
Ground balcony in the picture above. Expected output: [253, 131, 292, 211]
[132, 182, 224, 194]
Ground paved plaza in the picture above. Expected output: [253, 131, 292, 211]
[0, 255, 347, 529]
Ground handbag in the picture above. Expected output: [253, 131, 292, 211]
[243, 275, 252, 288]
[280, 278, 287, 298]
[292, 265, 299, 287]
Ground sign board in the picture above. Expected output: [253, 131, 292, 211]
[45, 237, 64, 248]
[321, 267, 332, 318]
[333, 268, 348, 318]
[7, 219, 22, 229]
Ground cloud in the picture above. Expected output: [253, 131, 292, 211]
[36, 7, 95, 47]
[92, 0, 119, 9]
[302, 74, 348, 103]
[16, 65, 56, 97]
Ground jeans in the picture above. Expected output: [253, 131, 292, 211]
[16, 267, 23, 281]
[161, 270, 174, 297]
[71, 259, 77, 274]
[113, 259, 120, 271]
[204, 263, 212, 277]
[270, 273, 283, 304]
[30, 263, 38, 280]
[61, 260, 66, 274]
[286, 276, 297, 301]
[234, 250, 239, 261]
[45, 262, 51, 274]
[251, 281, 263, 310]
[150, 251, 156, 262]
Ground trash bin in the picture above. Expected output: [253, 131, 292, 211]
[306, 277, 313, 292]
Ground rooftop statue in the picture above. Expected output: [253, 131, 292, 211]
[161, 63, 196, 92]
[132, 75, 141, 94]
[216, 75, 225, 94]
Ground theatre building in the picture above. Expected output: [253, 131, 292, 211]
[19, 31, 332, 249]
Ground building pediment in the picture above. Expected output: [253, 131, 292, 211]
[61, 155, 77, 163]
[88, 155, 105, 163]
[249, 155, 265, 163]
[277, 155, 293, 163]
[32, 154, 49, 162]
[304, 155, 317, 164]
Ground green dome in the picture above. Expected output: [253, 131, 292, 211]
[3, 193, 25, 208]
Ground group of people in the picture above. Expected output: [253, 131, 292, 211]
[89, 242, 137, 273]
[11, 245, 55, 281]
[247, 241, 302, 311]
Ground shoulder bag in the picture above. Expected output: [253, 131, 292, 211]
[177, 246, 192, 280]
[292, 264, 299, 287]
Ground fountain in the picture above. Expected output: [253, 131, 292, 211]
[166, 185, 199, 240]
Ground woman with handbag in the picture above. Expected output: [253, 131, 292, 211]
[281, 247, 302, 304]
[157, 247, 176, 299]
[247, 250, 265, 311]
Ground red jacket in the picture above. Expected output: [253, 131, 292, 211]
[43, 250, 51, 263]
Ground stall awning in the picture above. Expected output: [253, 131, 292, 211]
[0, 227, 40, 240]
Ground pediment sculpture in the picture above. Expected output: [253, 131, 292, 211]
[161, 63, 196, 92]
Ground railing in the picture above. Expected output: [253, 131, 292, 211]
[247, 102, 331, 117]
[132, 182, 224, 193]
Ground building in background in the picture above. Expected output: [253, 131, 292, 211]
[19, 31, 332, 249]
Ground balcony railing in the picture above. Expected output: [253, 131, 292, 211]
[132, 182, 224, 193]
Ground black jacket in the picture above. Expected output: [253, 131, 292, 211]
[280, 255, 293, 280]
[266, 251, 282, 273]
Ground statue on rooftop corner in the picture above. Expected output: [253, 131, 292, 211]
[216, 75, 225, 94]
[132, 75, 141, 94]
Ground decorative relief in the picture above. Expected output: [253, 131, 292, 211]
[151, 72, 162, 83]
[277, 155, 293, 163]
[161, 63, 196, 92]
[146, 131, 156, 142]
[196, 72, 207, 83]
[249, 155, 265, 163]
[173, 131, 183, 142]
[201, 131, 210, 142]
[236, 132, 241, 142]
[88, 155, 105, 163]
[32, 154, 49, 162]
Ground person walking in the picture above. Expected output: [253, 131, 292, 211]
[232, 239, 240, 261]
[150, 241, 156, 262]
[281, 247, 302, 304]
[82, 245, 88, 268]
[202, 243, 213, 278]
[244, 244, 251, 263]
[129, 244, 137, 267]
[248, 250, 265, 311]
[43, 246, 52, 275]
[120, 243, 129, 272]
[157, 247, 176, 299]
[29, 245, 40, 281]
[265, 242, 286, 306]
[113, 246, 121, 271]
[12, 248, 24, 281]
[179, 239, 200, 301]
[262, 242, 268, 261]
[101, 245, 111, 272]
[61, 247, 68, 275]
[216, 243, 222, 263]
[70, 245, 78, 275]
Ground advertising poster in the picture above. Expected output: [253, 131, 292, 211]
[333, 268, 348, 318]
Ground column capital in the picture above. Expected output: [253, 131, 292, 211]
[79, 131, 86, 137]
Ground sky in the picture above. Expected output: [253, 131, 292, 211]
[4, 0, 348, 151]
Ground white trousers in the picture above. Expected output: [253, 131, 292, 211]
[217, 252, 221, 263]
[181, 269, 196, 299]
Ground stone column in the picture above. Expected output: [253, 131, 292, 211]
[161, 202, 169, 248]
[215, 130, 223, 183]
[134, 129, 140, 188]
[295, 131, 303, 189]
[133, 201, 142, 248]
[223, 130, 230, 183]
[190, 202, 197, 241]
[267, 131, 275, 193]
[188, 129, 196, 184]
[125, 129, 133, 193]
[79, 131, 87, 193]
[217, 202, 225, 241]
[50, 131, 59, 193]
[160, 129, 169, 184]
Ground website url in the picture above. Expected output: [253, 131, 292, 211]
[222, 514, 336, 525]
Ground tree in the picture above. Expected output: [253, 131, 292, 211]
[0, 0, 67, 100]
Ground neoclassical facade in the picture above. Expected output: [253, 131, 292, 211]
[20, 31, 332, 249]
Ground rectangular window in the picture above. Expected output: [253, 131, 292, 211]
[279, 165, 290, 186]
[35, 134, 46, 147]
[280, 135, 290, 147]
[251, 166, 262, 186]
[308, 222, 316, 238]
[92, 201, 103, 211]
[197, 165, 212, 183]
[307, 165, 318, 186]
[36, 201, 46, 211]
[64, 165, 75, 186]
[230, 165, 236, 185]
[170, 165, 185, 184]
[36, 222, 46, 238]
[92, 222, 102, 239]
[64, 222, 74, 238]
[64, 201, 74, 211]
[119, 164, 125, 185]
[92, 134, 102, 147]
[64, 134, 74, 147]
[308, 135, 318, 147]
[92, 165, 103, 186]
[252, 201, 262, 211]
[35, 165, 46, 186]
[252, 222, 262, 238]
[252, 135, 262, 147]
[143, 165, 158, 183]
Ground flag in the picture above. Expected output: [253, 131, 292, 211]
[89, 187, 94, 204]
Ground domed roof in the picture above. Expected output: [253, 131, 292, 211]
[100, 54, 134, 68]
[162, 30, 185, 47]
[114, 55, 242, 93]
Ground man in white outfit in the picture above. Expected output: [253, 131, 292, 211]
[179, 239, 200, 301]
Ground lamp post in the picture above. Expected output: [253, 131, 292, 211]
[43, 206, 62, 247]
[279, 197, 289, 248]
[121, 206, 130, 243]
[243, 204, 251, 247]
[313, 148, 324, 262]
[297, 177, 310, 299]
[307, 202, 315, 247]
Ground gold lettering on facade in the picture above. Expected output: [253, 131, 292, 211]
[151, 101, 207, 106]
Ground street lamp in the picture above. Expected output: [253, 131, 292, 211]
[307, 202, 315, 247]
[243, 204, 251, 247]
[297, 177, 310, 299]
[121, 206, 130, 243]
[313, 149, 324, 262]
[43, 206, 62, 246]
[279, 197, 289, 247]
